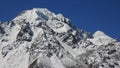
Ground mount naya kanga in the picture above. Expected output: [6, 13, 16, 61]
[0, 8, 120, 68]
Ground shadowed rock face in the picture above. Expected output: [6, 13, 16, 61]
[28, 59, 44, 68]
[0, 26, 5, 35]
[16, 22, 33, 42]
[0, 8, 119, 68]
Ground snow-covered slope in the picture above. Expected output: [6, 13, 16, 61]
[0, 8, 120, 68]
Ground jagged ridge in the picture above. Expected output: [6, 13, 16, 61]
[0, 8, 120, 68]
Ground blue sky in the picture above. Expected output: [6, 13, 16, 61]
[0, 0, 120, 40]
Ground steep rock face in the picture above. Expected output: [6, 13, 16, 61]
[0, 8, 120, 68]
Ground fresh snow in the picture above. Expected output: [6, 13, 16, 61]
[0, 8, 120, 68]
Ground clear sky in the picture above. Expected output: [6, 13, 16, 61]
[0, 0, 120, 40]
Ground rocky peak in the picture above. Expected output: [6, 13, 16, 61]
[0, 8, 120, 68]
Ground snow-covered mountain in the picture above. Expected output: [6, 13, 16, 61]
[0, 8, 120, 68]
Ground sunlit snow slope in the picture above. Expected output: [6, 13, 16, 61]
[0, 8, 120, 68]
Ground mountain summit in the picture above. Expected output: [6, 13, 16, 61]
[0, 8, 120, 68]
